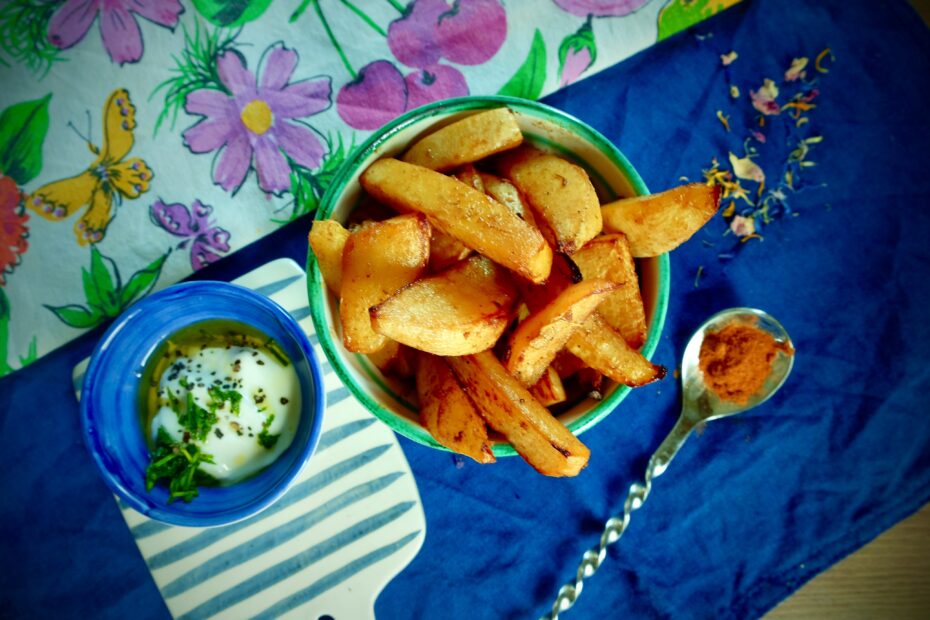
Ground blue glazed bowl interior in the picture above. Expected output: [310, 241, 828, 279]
[80, 281, 324, 527]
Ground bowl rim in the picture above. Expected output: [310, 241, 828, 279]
[307, 95, 669, 456]
[80, 280, 326, 526]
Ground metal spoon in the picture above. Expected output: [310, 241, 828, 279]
[544, 307, 795, 619]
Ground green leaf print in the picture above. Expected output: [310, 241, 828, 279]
[278, 132, 355, 223]
[88, 246, 120, 315]
[0, 287, 11, 376]
[120, 253, 169, 308]
[18, 336, 37, 367]
[0, 288, 38, 378]
[46, 247, 170, 330]
[657, 0, 742, 42]
[497, 30, 546, 100]
[46, 304, 102, 329]
[192, 0, 274, 28]
[0, 1, 65, 77]
[151, 21, 238, 135]
[0, 94, 51, 185]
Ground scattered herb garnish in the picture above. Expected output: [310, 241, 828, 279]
[145, 427, 217, 503]
[208, 385, 242, 414]
[177, 390, 218, 442]
[263, 339, 290, 367]
[257, 414, 280, 450]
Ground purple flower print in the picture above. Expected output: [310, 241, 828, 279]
[149, 199, 231, 270]
[387, 0, 507, 68]
[388, 0, 448, 69]
[553, 0, 648, 17]
[435, 0, 507, 65]
[182, 45, 332, 195]
[560, 46, 593, 87]
[336, 60, 409, 131]
[47, 0, 183, 65]
[558, 18, 596, 87]
[405, 64, 468, 110]
[336, 59, 471, 131]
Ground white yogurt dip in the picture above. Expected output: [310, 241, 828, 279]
[150, 343, 300, 484]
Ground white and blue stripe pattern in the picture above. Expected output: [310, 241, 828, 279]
[73, 259, 425, 619]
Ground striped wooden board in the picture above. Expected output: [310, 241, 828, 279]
[73, 258, 425, 619]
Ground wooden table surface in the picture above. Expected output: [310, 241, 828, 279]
[765, 503, 930, 619]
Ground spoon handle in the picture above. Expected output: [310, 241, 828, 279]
[542, 414, 696, 620]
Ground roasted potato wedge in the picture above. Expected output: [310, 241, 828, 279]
[504, 278, 619, 387]
[446, 351, 590, 477]
[367, 340, 416, 379]
[361, 158, 552, 283]
[416, 353, 495, 463]
[572, 234, 647, 349]
[428, 228, 472, 272]
[601, 183, 721, 257]
[403, 108, 523, 172]
[497, 146, 602, 254]
[308, 219, 350, 295]
[529, 366, 567, 407]
[371, 255, 518, 356]
[454, 164, 485, 193]
[479, 172, 536, 226]
[566, 312, 665, 386]
[340, 213, 430, 354]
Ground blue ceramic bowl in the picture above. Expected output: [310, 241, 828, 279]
[80, 281, 325, 527]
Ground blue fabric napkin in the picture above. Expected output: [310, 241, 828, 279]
[2, 0, 930, 618]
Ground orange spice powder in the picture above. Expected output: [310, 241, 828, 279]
[698, 323, 792, 405]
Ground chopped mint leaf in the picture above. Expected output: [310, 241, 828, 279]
[208, 385, 242, 414]
[177, 391, 217, 442]
[257, 414, 280, 450]
[144, 426, 217, 503]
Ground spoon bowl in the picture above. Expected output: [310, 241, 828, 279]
[681, 307, 795, 423]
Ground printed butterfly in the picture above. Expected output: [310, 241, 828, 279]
[149, 199, 231, 270]
[27, 89, 152, 245]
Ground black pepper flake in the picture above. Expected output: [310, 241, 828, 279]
[197, 383, 205, 388]
[183, 431, 190, 443]
[214, 428, 224, 439]
[175, 350, 183, 358]
[252, 352, 258, 357]
[280, 397, 289, 405]
[255, 395, 266, 404]
[257, 360, 265, 366]
[248, 433, 254, 437]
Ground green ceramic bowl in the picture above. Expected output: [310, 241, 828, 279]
[307, 96, 669, 457]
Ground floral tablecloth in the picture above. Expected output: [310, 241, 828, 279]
[0, 0, 740, 378]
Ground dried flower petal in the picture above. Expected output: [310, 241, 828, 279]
[730, 85, 740, 98]
[785, 57, 808, 82]
[750, 78, 781, 116]
[730, 215, 756, 237]
[720, 51, 738, 66]
[716, 110, 731, 132]
[729, 152, 765, 184]
[815, 47, 834, 73]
